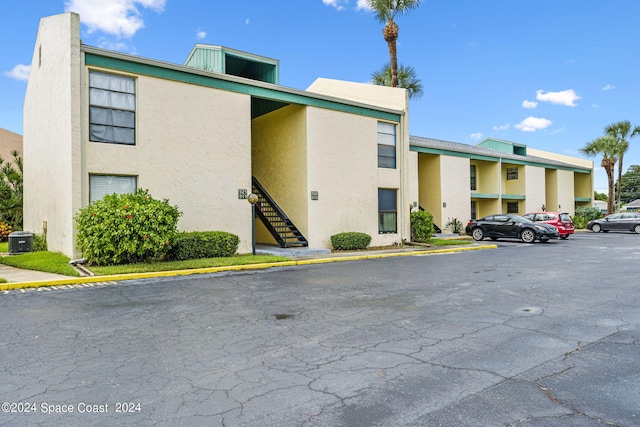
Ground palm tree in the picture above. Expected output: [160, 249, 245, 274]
[605, 120, 640, 212]
[581, 136, 618, 214]
[365, 0, 421, 88]
[371, 63, 424, 99]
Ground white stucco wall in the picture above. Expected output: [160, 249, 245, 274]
[527, 147, 593, 169]
[84, 71, 254, 253]
[524, 165, 546, 213]
[556, 169, 576, 214]
[439, 156, 471, 228]
[23, 13, 82, 257]
[306, 107, 387, 247]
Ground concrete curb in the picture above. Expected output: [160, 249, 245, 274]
[0, 244, 497, 291]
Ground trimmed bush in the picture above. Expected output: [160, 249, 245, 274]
[572, 206, 603, 229]
[330, 232, 372, 250]
[75, 189, 181, 265]
[411, 210, 435, 243]
[166, 231, 240, 261]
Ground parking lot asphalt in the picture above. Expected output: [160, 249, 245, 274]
[1, 232, 638, 426]
[0, 240, 496, 290]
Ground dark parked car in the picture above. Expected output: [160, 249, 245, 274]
[587, 212, 640, 233]
[522, 212, 574, 239]
[466, 214, 559, 243]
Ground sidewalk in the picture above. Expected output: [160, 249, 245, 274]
[0, 240, 496, 290]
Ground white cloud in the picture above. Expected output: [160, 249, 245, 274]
[514, 117, 552, 132]
[535, 89, 580, 107]
[245, 18, 250, 25]
[356, 0, 372, 11]
[64, 0, 166, 38]
[602, 84, 615, 91]
[522, 100, 538, 109]
[493, 124, 509, 131]
[322, 0, 347, 10]
[196, 29, 206, 39]
[550, 126, 565, 135]
[470, 132, 483, 140]
[4, 64, 30, 81]
[592, 104, 600, 109]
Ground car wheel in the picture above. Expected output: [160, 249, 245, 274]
[471, 227, 485, 241]
[560, 235, 569, 240]
[634, 224, 640, 234]
[521, 229, 536, 243]
[592, 224, 601, 233]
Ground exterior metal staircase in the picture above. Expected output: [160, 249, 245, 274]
[252, 176, 308, 248]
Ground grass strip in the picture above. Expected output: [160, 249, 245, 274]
[89, 254, 290, 275]
[0, 251, 80, 277]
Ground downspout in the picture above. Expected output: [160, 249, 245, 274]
[498, 158, 503, 212]
[399, 95, 408, 244]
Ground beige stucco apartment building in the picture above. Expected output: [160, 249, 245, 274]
[23, 12, 593, 258]
[23, 12, 411, 257]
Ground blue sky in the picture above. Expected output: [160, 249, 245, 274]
[2, 0, 640, 192]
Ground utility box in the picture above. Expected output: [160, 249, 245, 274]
[8, 231, 33, 254]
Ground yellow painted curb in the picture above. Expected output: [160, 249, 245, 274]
[0, 244, 497, 291]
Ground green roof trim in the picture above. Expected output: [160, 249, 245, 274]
[84, 51, 401, 122]
[410, 146, 500, 162]
[575, 197, 592, 202]
[502, 194, 526, 200]
[409, 145, 591, 173]
[471, 193, 499, 199]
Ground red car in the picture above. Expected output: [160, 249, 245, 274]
[522, 212, 574, 239]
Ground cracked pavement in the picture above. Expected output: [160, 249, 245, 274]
[0, 232, 638, 426]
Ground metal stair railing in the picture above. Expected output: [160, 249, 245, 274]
[252, 177, 308, 248]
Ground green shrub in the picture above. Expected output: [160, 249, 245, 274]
[33, 233, 47, 252]
[571, 215, 589, 229]
[411, 210, 434, 243]
[75, 189, 181, 265]
[572, 206, 602, 229]
[330, 232, 372, 250]
[445, 217, 464, 234]
[574, 206, 602, 221]
[166, 231, 240, 261]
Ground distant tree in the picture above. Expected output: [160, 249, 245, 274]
[371, 63, 424, 99]
[605, 120, 640, 211]
[581, 136, 618, 214]
[618, 164, 640, 205]
[593, 191, 608, 202]
[0, 150, 23, 229]
[365, 0, 421, 88]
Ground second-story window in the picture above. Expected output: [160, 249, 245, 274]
[377, 121, 396, 169]
[89, 70, 136, 145]
[470, 164, 477, 190]
[506, 167, 518, 180]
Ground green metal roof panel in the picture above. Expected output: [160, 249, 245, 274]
[184, 44, 279, 84]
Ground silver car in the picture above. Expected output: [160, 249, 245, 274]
[587, 212, 640, 233]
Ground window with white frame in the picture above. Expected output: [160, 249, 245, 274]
[378, 188, 397, 233]
[89, 175, 137, 203]
[377, 121, 397, 169]
[89, 70, 136, 145]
